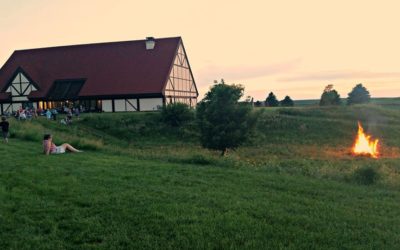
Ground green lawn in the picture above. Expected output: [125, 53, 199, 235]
[1, 104, 400, 249]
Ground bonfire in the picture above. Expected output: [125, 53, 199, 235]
[352, 122, 379, 158]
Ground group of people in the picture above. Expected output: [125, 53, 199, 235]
[42, 106, 80, 125]
[1, 110, 83, 155]
[14, 107, 37, 120]
[10, 105, 81, 127]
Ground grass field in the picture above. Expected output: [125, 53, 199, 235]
[294, 97, 400, 107]
[1, 102, 400, 249]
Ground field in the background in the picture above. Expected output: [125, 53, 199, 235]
[1, 104, 399, 249]
[294, 97, 400, 107]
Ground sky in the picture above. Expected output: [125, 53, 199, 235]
[1, 0, 399, 101]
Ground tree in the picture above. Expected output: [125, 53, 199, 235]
[196, 80, 253, 155]
[280, 96, 294, 107]
[161, 102, 194, 127]
[319, 84, 341, 106]
[265, 92, 279, 107]
[347, 83, 371, 105]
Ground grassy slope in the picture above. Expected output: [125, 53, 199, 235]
[1, 104, 400, 249]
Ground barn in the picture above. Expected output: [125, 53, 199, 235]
[0, 37, 198, 114]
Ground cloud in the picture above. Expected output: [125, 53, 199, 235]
[278, 70, 400, 82]
[195, 58, 302, 86]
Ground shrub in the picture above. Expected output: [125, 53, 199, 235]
[353, 166, 380, 185]
[161, 103, 194, 127]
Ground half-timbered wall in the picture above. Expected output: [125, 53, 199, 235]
[100, 98, 162, 112]
[6, 72, 37, 102]
[1, 72, 38, 114]
[164, 43, 197, 107]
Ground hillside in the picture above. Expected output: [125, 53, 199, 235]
[1, 104, 399, 249]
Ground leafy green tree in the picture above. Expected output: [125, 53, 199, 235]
[347, 83, 371, 105]
[319, 84, 341, 106]
[161, 102, 194, 127]
[280, 96, 294, 107]
[196, 80, 254, 155]
[265, 92, 279, 107]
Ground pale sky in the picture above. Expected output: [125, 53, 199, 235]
[1, 0, 400, 101]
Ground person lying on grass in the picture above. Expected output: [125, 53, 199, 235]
[43, 134, 82, 155]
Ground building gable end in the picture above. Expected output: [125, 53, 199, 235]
[162, 41, 198, 107]
[3, 70, 38, 101]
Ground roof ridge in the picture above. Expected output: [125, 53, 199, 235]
[14, 36, 182, 53]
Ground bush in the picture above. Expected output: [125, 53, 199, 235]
[161, 103, 194, 127]
[353, 166, 380, 185]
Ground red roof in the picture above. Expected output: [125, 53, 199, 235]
[0, 37, 182, 100]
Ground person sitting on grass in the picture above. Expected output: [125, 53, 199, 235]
[42, 134, 82, 155]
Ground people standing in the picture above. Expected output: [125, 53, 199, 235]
[0, 116, 9, 143]
[19, 109, 26, 120]
[66, 109, 73, 125]
[46, 109, 52, 120]
[52, 109, 58, 121]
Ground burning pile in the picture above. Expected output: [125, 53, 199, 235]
[352, 122, 379, 158]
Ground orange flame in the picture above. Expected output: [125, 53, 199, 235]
[352, 122, 379, 158]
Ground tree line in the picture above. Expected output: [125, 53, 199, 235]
[254, 92, 294, 107]
[254, 83, 371, 107]
[319, 83, 371, 106]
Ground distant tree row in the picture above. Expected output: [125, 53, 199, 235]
[320, 83, 371, 106]
[254, 92, 294, 107]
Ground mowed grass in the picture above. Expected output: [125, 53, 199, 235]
[1, 103, 400, 249]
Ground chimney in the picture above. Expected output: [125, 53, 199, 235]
[145, 37, 155, 50]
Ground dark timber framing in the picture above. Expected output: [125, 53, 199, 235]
[0, 37, 198, 114]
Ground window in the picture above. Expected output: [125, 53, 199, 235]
[47, 79, 85, 100]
